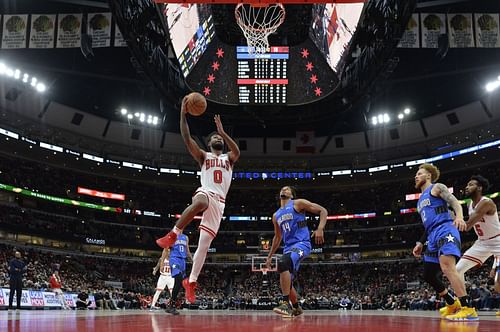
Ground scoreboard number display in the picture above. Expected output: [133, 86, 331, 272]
[237, 46, 289, 104]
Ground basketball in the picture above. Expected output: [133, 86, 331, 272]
[186, 92, 207, 116]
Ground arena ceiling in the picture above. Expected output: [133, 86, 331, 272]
[0, 0, 500, 138]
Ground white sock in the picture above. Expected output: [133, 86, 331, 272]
[189, 230, 214, 283]
[173, 226, 182, 235]
[151, 290, 162, 307]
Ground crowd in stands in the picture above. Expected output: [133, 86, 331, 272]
[1, 244, 498, 311]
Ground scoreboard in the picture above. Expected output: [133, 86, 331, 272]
[237, 46, 289, 104]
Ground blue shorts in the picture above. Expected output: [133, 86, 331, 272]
[283, 241, 311, 275]
[423, 223, 461, 264]
[169, 256, 186, 278]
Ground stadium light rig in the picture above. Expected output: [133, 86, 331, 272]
[372, 108, 412, 126]
[485, 76, 500, 92]
[120, 108, 160, 126]
[0, 61, 47, 93]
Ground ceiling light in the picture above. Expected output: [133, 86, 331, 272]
[371, 116, 378, 125]
[127, 114, 133, 119]
[398, 113, 404, 120]
[383, 113, 390, 123]
[0, 63, 6, 74]
[31, 77, 37, 86]
[378, 114, 384, 123]
[13, 69, 21, 79]
[35, 83, 46, 92]
[486, 81, 500, 92]
[147, 118, 153, 124]
[120, 108, 128, 115]
[6, 68, 14, 77]
[134, 112, 140, 117]
[22, 73, 29, 83]
[404, 108, 410, 115]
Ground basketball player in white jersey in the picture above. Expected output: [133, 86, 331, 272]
[456, 175, 500, 290]
[150, 248, 174, 310]
[156, 95, 240, 303]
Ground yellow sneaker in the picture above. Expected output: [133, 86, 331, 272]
[445, 307, 479, 321]
[439, 299, 461, 317]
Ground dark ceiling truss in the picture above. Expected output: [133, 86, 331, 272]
[108, 0, 186, 106]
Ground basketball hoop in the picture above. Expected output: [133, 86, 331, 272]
[235, 3, 286, 54]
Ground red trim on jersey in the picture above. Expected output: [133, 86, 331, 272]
[462, 255, 483, 266]
[486, 233, 500, 240]
[199, 225, 217, 238]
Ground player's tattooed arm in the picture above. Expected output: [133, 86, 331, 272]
[466, 199, 496, 231]
[432, 183, 466, 231]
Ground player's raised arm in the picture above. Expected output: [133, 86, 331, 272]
[294, 199, 327, 244]
[466, 199, 496, 231]
[180, 96, 206, 165]
[214, 114, 240, 164]
[266, 214, 282, 269]
[431, 183, 466, 231]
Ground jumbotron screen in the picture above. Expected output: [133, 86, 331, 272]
[163, 4, 215, 77]
[236, 46, 288, 104]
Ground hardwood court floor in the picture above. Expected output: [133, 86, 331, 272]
[1, 309, 497, 332]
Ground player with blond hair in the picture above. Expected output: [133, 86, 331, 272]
[412, 163, 478, 321]
[156, 95, 240, 303]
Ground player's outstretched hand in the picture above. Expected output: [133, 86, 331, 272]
[453, 218, 467, 232]
[311, 229, 324, 245]
[214, 114, 225, 135]
[181, 96, 189, 114]
[412, 243, 423, 258]
[152, 268, 157, 276]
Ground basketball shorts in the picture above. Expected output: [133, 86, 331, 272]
[457, 236, 500, 271]
[423, 222, 461, 264]
[194, 188, 225, 238]
[284, 241, 312, 275]
[169, 256, 186, 278]
[156, 274, 174, 291]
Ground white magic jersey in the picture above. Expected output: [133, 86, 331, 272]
[200, 152, 233, 198]
[469, 197, 500, 240]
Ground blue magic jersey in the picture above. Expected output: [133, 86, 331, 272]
[275, 200, 310, 246]
[170, 234, 188, 259]
[417, 184, 453, 232]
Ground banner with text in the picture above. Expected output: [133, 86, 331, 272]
[77, 186, 125, 201]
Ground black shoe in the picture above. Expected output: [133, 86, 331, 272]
[165, 306, 180, 315]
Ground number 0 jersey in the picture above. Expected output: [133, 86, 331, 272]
[275, 200, 310, 247]
[468, 197, 500, 240]
[200, 152, 233, 199]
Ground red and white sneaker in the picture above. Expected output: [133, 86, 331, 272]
[156, 231, 177, 248]
[182, 278, 197, 303]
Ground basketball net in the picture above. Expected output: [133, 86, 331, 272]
[235, 4, 286, 54]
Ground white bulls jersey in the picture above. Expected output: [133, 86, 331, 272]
[469, 197, 500, 240]
[160, 258, 171, 276]
[200, 152, 233, 199]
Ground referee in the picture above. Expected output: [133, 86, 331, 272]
[8, 251, 27, 310]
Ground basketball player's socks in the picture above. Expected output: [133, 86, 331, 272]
[442, 291, 455, 305]
[459, 296, 470, 307]
[173, 226, 182, 235]
[282, 295, 289, 303]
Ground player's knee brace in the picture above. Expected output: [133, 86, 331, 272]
[423, 262, 446, 293]
[278, 254, 293, 273]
